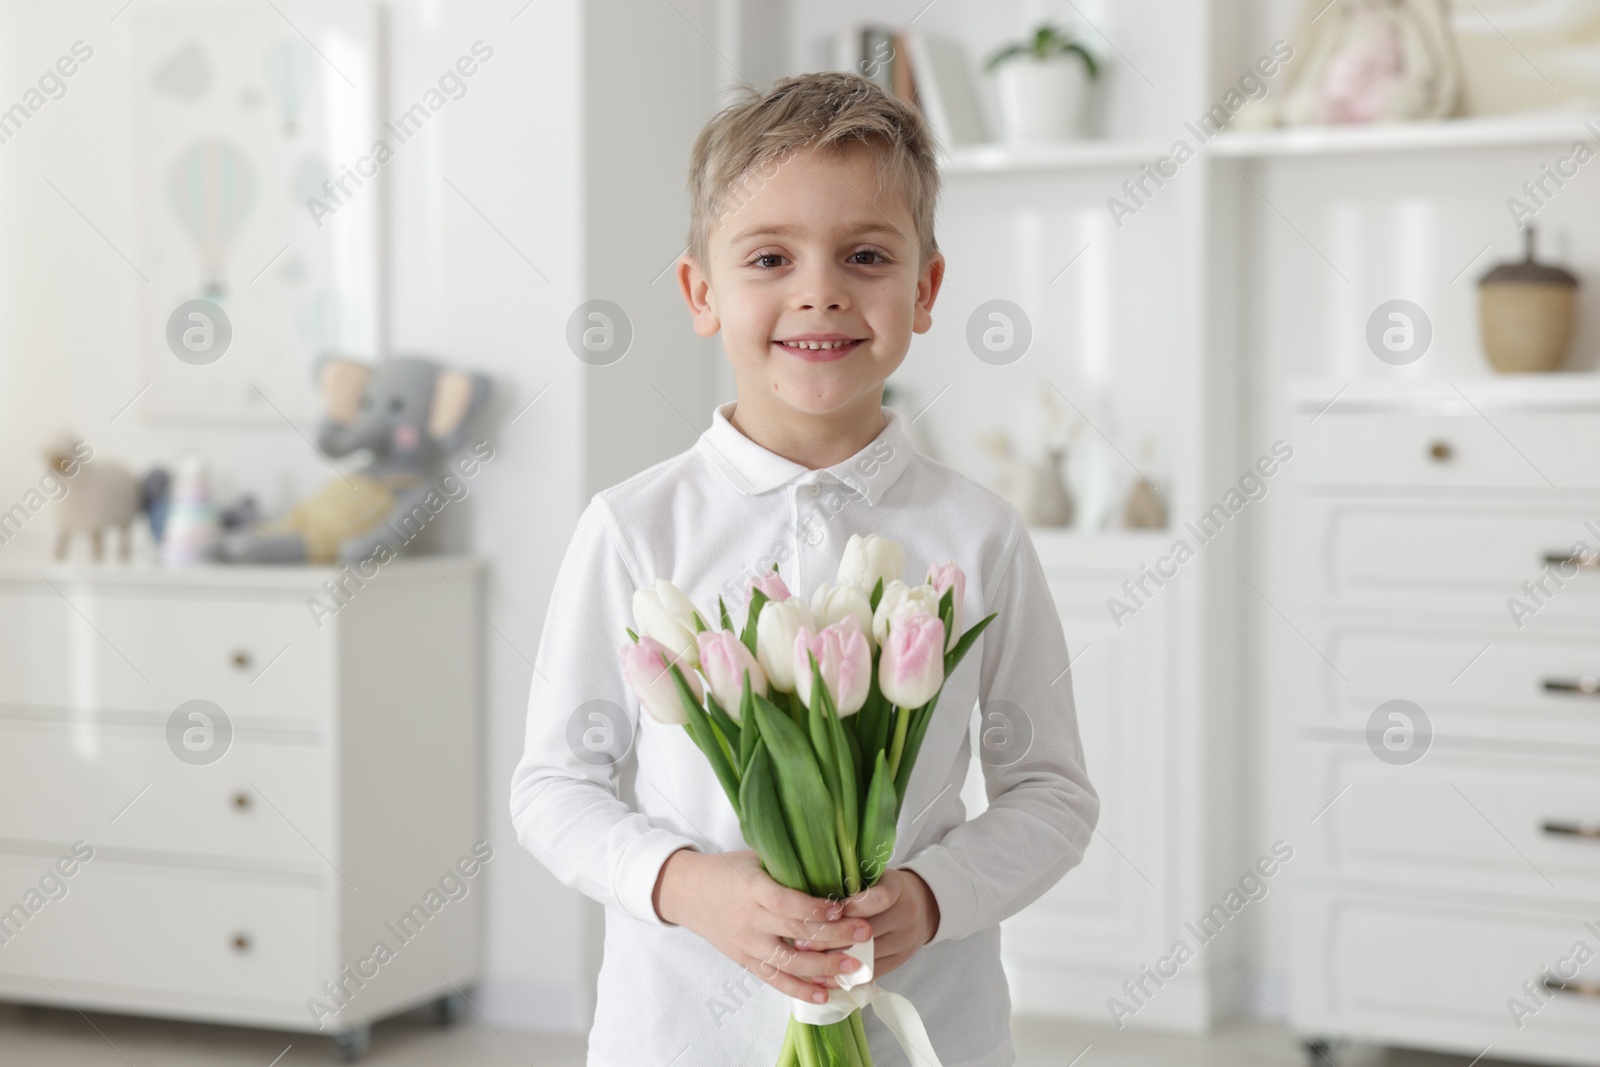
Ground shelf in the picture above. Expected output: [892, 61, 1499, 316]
[1289, 375, 1600, 414]
[935, 106, 1597, 175]
[1208, 107, 1599, 159]
[939, 139, 1167, 175]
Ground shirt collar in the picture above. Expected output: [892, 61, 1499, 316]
[696, 400, 913, 506]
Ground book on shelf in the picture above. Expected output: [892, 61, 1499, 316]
[812, 23, 991, 150]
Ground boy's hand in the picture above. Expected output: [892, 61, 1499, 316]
[827, 868, 939, 978]
[654, 848, 874, 1004]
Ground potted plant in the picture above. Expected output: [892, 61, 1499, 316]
[984, 24, 1100, 142]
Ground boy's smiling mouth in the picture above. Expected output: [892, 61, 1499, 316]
[772, 333, 867, 362]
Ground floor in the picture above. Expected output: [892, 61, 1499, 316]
[0, 1002, 1531, 1067]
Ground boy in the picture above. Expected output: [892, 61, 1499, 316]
[510, 71, 1098, 1066]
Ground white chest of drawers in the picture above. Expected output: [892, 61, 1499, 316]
[0, 556, 485, 1060]
[1272, 383, 1600, 1066]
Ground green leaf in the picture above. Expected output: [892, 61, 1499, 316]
[738, 671, 758, 772]
[741, 588, 769, 659]
[669, 663, 741, 811]
[868, 575, 884, 614]
[859, 751, 898, 888]
[705, 690, 741, 764]
[718, 595, 734, 633]
[945, 611, 998, 676]
[739, 740, 808, 893]
[625, 627, 639, 643]
[807, 655, 842, 809]
[751, 692, 843, 898]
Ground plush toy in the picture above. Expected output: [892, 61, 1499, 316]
[43, 433, 145, 561]
[1279, 0, 1461, 125]
[217, 355, 492, 565]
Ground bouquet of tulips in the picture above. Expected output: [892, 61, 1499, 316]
[618, 534, 996, 1067]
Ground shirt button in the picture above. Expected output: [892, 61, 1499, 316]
[806, 528, 823, 546]
[805, 484, 820, 497]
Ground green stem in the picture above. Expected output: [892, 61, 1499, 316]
[850, 1010, 873, 1066]
[839, 1016, 867, 1067]
[776, 1016, 799, 1067]
[836, 804, 861, 896]
[886, 704, 910, 782]
[795, 1021, 823, 1067]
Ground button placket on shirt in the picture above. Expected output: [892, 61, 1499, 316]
[796, 479, 826, 549]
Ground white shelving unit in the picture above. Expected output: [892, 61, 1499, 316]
[772, 0, 1600, 1050]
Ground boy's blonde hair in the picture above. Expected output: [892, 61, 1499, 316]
[685, 71, 942, 272]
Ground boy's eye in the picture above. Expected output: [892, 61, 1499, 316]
[848, 249, 889, 266]
[750, 253, 787, 269]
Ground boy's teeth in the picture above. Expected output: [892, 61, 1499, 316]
[780, 340, 854, 350]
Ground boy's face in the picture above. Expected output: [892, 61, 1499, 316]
[678, 142, 944, 424]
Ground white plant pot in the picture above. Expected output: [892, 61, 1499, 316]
[995, 57, 1091, 142]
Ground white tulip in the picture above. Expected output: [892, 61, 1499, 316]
[633, 578, 702, 668]
[810, 582, 875, 647]
[755, 596, 815, 693]
[872, 579, 941, 647]
[837, 533, 904, 602]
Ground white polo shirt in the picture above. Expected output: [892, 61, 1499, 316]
[509, 400, 1098, 1067]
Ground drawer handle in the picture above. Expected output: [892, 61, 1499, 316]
[1542, 820, 1600, 840]
[231, 650, 253, 671]
[1543, 549, 1600, 570]
[231, 933, 252, 953]
[1427, 440, 1453, 463]
[1543, 677, 1600, 697]
[1545, 977, 1600, 998]
[232, 791, 252, 811]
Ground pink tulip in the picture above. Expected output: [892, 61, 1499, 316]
[793, 615, 871, 717]
[745, 571, 792, 611]
[926, 562, 966, 652]
[695, 629, 767, 719]
[619, 636, 702, 725]
[878, 611, 945, 709]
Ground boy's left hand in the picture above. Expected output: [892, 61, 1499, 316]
[794, 869, 940, 985]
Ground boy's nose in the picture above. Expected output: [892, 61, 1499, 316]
[793, 267, 850, 311]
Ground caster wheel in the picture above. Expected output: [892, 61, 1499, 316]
[433, 991, 469, 1026]
[1304, 1038, 1333, 1066]
[333, 1024, 371, 1062]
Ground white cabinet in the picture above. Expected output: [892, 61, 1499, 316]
[1273, 391, 1600, 1065]
[1001, 531, 1232, 1029]
[0, 557, 486, 1059]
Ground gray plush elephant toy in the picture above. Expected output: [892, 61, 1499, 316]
[218, 355, 492, 565]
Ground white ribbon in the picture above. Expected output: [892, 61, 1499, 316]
[787, 936, 943, 1066]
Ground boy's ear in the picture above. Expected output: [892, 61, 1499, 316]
[913, 251, 947, 335]
[677, 254, 721, 338]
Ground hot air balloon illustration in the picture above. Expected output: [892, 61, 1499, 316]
[263, 40, 313, 136]
[167, 138, 257, 299]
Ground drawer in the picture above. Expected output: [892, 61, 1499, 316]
[1292, 887, 1600, 1063]
[1295, 741, 1600, 899]
[1292, 407, 1600, 490]
[0, 584, 331, 725]
[1277, 620, 1600, 747]
[1289, 498, 1600, 617]
[0, 721, 332, 869]
[0, 854, 328, 1008]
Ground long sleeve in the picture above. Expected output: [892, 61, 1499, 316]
[508, 495, 700, 926]
[899, 518, 1100, 945]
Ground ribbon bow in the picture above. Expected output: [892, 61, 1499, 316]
[787, 936, 943, 1066]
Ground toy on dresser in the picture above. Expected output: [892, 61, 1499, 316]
[42, 433, 154, 561]
[218, 355, 492, 565]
